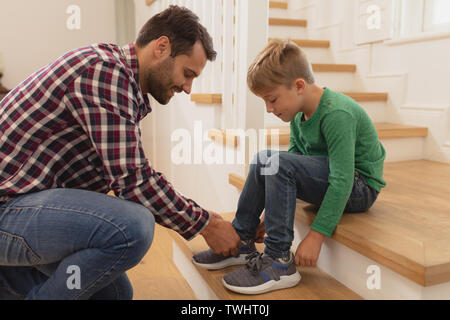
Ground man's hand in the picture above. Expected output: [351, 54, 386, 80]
[254, 211, 265, 243]
[200, 212, 241, 256]
[294, 229, 326, 267]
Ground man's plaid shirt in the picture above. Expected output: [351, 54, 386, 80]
[0, 43, 210, 240]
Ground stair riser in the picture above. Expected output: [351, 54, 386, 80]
[359, 101, 388, 123]
[300, 47, 333, 64]
[293, 219, 450, 300]
[382, 138, 425, 162]
[172, 240, 219, 300]
[269, 25, 308, 39]
[269, 8, 291, 18]
[314, 73, 358, 92]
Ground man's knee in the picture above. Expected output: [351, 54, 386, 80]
[124, 206, 155, 267]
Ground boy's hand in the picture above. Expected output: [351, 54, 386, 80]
[200, 212, 241, 256]
[294, 229, 326, 267]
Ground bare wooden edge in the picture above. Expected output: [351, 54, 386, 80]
[342, 92, 389, 101]
[145, 0, 157, 6]
[208, 129, 239, 148]
[269, 1, 288, 9]
[265, 123, 429, 146]
[191, 94, 223, 104]
[312, 63, 357, 72]
[269, 18, 307, 27]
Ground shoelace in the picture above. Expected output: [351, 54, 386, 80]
[245, 251, 265, 276]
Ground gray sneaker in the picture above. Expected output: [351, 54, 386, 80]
[222, 251, 301, 294]
[192, 240, 257, 270]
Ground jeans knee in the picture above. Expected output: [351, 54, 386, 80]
[250, 150, 277, 175]
[123, 207, 155, 268]
[266, 152, 294, 178]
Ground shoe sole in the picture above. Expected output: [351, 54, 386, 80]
[192, 254, 252, 270]
[222, 271, 301, 295]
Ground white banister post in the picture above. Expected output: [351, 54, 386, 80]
[235, 0, 268, 174]
[222, 0, 235, 130]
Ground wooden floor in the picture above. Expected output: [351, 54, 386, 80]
[171, 212, 362, 300]
[127, 224, 197, 300]
[295, 160, 450, 286]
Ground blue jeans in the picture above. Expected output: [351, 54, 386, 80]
[232, 150, 379, 259]
[0, 189, 155, 300]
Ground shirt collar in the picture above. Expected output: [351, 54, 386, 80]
[121, 42, 152, 119]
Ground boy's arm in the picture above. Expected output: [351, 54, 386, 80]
[310, 110, 356, 236]
[295, 111, 356, 266]
[288, 122, 303, 154]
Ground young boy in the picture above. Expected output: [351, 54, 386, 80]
[193, 39, 386, 295]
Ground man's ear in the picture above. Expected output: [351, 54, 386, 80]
[154, 36, 171, 58]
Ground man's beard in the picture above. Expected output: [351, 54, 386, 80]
[145, 57, 177, 105]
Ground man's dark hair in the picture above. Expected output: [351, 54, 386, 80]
[136, 5, 217, 61]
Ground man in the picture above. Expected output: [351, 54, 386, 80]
[0, 5, 240, 300]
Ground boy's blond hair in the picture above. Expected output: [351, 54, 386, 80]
[247, 39, 315, 94]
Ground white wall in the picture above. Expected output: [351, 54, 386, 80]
[0, 0, 117, 89]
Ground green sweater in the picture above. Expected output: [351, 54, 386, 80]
[289, 88, 386, 237]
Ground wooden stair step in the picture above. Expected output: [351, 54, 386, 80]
[269, 18, 307, 27]
[227, 160, 450, 287]
[190, 91, 384, 105]
[190, 93, 223, 104]
[208, 123, 428, 147]
[342, 92, 388, 102]
[273, 38, 331, 48]
[170, 212, 362, 300]
[265, 123, 428, 145]
[312, 63, 356, 72]
[270, 1, 288, 9]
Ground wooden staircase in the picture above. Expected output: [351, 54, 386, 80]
[170, 212, 362, 300]
[181, 1, 450, 300]
[227, 160, 450, 298]
[134, 0, 449, 300]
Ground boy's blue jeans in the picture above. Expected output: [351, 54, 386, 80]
[232, 150, 379, 259]
[0, 189, 155, 300]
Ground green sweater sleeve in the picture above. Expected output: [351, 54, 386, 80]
[310, 111, 356, 237]
[288, 134, 302, 154]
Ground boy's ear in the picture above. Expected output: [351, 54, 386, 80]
[154, 36, 172, 59]
[294, 78, 306, 94]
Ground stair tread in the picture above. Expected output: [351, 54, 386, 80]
[286, 39, 330, 48]
[228, 160, 450, 286]
[269, 18, 307, 27]
[208, 123, 428, 147]
[171, 213, 362, 300]
[270, 1, 288, 9]
[265, 123, 428, 144]
[191, 91, 386, 104]
[312, 63, 356, 72]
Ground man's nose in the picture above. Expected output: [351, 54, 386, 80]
[183, 79, 193, 95]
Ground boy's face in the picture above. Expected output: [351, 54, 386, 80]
[257, 81, 303, 122]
